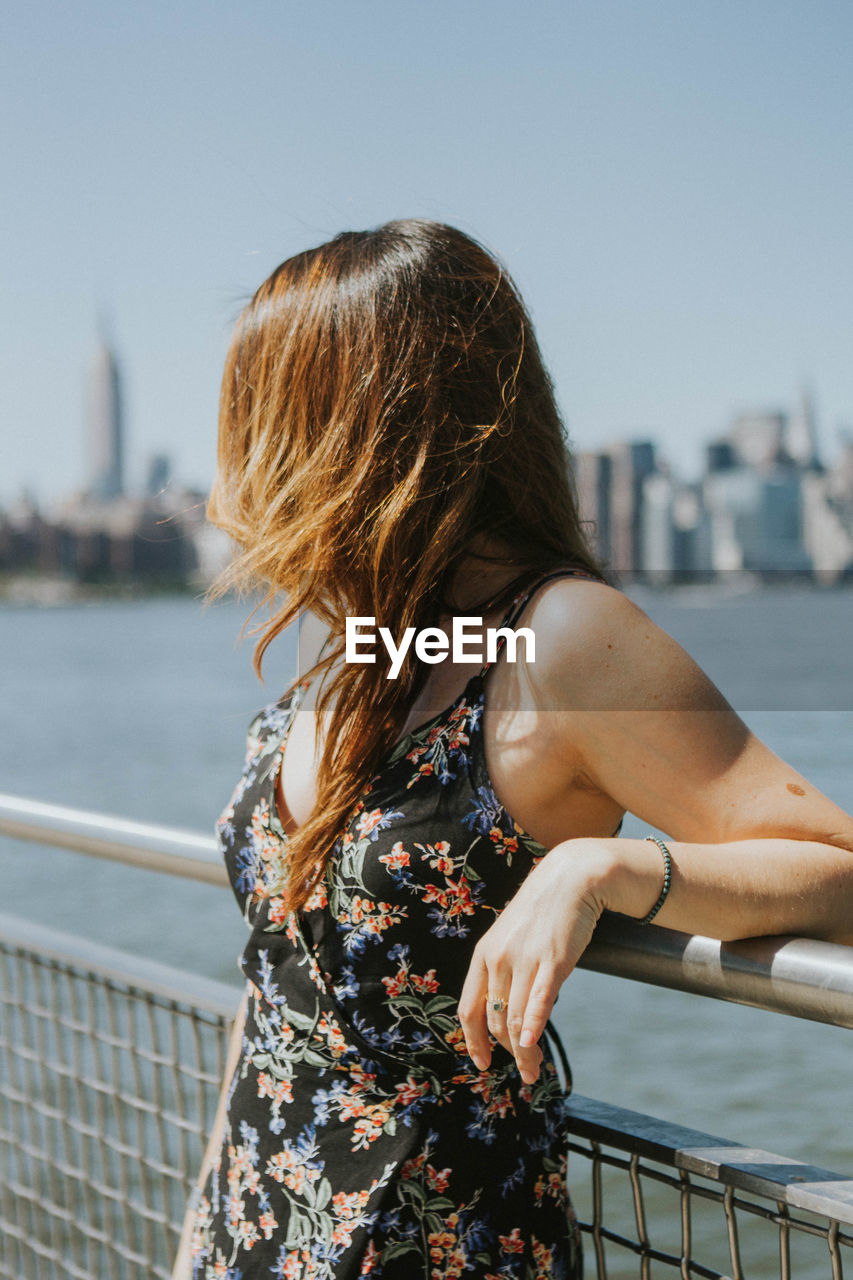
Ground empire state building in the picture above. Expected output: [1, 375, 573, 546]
[87, 336, 124, 499]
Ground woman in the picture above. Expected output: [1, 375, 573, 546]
[175, 220, 853, 1280]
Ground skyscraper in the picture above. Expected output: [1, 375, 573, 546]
[785, 385, 822, 470]
[87, 334, 124, 500]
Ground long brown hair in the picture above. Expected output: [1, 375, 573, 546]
[208, 219, 604, 913]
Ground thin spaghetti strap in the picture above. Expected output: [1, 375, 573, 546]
[478, 567, 600, 678]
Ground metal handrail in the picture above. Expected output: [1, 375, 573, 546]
[0, 792, 226, 885]
[3, 907, 851, 1280]
[3, 791, 853, 1030]
[0, 910, 239, 1019]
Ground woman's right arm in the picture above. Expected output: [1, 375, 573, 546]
[458, 580, 853, 1082]
[170, 984, 249, 1280]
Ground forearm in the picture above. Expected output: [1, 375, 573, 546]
[565, 836, 853, 946]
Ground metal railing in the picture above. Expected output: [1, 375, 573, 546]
[0, 912, 236, 1280]
[566, 1096, 853, 1280]
[1, 793, 852, 1279]
[4, 793, 853, 1031]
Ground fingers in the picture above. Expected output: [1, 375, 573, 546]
[457, 849, 601, 1082]
[483, 956, 513, 1058]
[507, 964, 553, 1083]
[460, 945, 560, 1083]
[519, 967, 558, 1060]
[458, 948, 491, 1072]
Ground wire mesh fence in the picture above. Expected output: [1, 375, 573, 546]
[565, 1095, 853, 1280]
[0, 914, 239, 1280]
[2, 916, 852, 1280]
[1, 793, 853, 1280]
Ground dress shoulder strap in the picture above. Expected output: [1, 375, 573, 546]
[477, 566, 623, 839]
[478, 566, 601, 678]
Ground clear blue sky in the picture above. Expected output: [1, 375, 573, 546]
[2, 0, 852, 503]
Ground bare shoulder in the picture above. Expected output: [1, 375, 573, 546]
[522, 577, 732, 713]
[516, 576, 853, 848]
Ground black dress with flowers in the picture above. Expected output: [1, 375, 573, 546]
[189, 570, 607, 1280]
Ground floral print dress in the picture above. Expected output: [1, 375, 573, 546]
[190, 569, 608, 1280]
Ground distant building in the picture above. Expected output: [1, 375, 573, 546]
[641, 472, 676, 581]
[87, 335, 124, 500]
[574, 394, 831, 583]
[639, 472, 719, 584]
[785, 386, 822, 471]
[692, 395, 828, 577]
[0, 333, 234, 596]
[671, 484, 713, 579]
[608, 440, 657, 579]
[801, 472, 853, 582]
[801, 434, 853, 581]
[576, 440, 665, 580]
[146, 453, 172, 497]
[729, 411, 789, 471]
[705, 439, 738, 473]
[702, 467, 811, 575]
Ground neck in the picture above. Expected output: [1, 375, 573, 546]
[443, 536, 530, 617]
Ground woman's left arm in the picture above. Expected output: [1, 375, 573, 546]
[458, 581, 853, 1082]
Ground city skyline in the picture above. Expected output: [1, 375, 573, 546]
[7, 325, 848, 512]
[8, 327, 853, 593]
[2, 1, 852, 504]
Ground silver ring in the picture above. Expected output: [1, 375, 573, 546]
[487, 994, 507, 1014]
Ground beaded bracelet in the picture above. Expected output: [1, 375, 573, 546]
[640, 835, 672, 924]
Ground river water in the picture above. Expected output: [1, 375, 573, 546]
[1, 584, 851, 1195]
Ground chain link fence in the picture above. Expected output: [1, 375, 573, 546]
[0, 914, 238, 1280]
[566, 1095, 853, 1280]
[1, 798, 852, 1279]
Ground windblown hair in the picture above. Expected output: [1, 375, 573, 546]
[208, 219, 605, 913]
